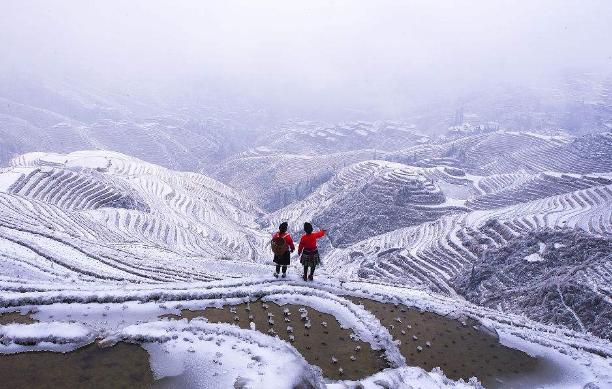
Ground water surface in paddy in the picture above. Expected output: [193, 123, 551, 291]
[0, 298, 569, 388]
[0, 342, 154, 388]
[162, 297, 565, 387]
[351, 297, 566, 389]
[161, 300, 389, 380]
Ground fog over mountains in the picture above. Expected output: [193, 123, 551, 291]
[1, 1, 611, 388]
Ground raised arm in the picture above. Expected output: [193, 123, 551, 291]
[313, 229, 326, 239]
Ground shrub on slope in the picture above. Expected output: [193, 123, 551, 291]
[451, 229, 612, 340]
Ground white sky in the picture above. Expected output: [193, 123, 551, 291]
[1, 0, 611, 118]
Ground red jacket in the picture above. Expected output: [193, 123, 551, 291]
[272, 232, 295, 252]
[298, 230, 325, 255]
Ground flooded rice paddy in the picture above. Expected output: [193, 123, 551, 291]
[161, 298, 547, 386]
[0, 342, 154, 389]
[0, 298, 565, 387]
[350, 298, 541, 388]
[161, 300, 389, 380]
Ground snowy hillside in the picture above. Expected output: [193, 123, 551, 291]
[0, 76, 264, 170]
[324, 183, 611, 293]
[253, 120, 428, 155]
[0, 151, 271, 285]
[271, 160, 467, 246]
[452, 229, 611, 341]
[3, 1, 612, 386]
[209, 149, 383, 211]
[0, 131, 610, 388]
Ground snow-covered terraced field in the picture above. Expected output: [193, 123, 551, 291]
[253, 120, 427, 156]
[0, 129, 610, 388]
[325, 184, 612, 294]
[0, 151, 274, 287]
[209, 149, 383, 211]
[390, 131, 612, 176]
[467, 172, 612, 209]
[271, 160, 467, 246]
[389, 131, 561, 170]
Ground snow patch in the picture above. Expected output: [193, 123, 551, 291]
[0, 322, 92, 346]
[0, 172, 24, 192]
[116, 321, 325, 389]
[525, 242, 547, 262]
[65, 156, 109, 170]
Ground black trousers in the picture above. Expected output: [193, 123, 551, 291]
[303, 264, 316, 277]
[274, 251, 290, 274]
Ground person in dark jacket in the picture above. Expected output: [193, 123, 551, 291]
[272, 222, 295, 278]
[298, 222, 325, 281]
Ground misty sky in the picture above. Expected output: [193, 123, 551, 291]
[2, 0, 612, 118]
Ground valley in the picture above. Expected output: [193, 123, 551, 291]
[0, 128, 610, 388]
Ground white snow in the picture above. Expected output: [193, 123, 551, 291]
[0, 322, 92, 346]
[117, 321, 324, 389]
[0, 276, 608, 388]
[263, 290, 404, 366]
[65, 156, 109, 170]
[496, 331, 607, 389]
[0, 144, 610, 388]
[524, 252, 545, 262]
[328, 366, 481, 389]
[525, 242, 547, 262]
[0, 172, 24, 192]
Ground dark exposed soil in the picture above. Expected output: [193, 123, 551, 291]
[160, 297, 551, 386]
[0, 311, 36, 325]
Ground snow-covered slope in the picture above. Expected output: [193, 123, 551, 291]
[452, 229, 611, 341]
[324, 184, 612, 294]
[0, 76, 261, 170]
[0, 151, 271, 285]
[390, 131, 612, 175]
[467, 172, 612, 209]
[209, 149, 384, 211]
[253, 120, 428, 155]
[271, 160, 467, 247]
[1, 129, 611, 388]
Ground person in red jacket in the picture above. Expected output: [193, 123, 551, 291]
[298, 222, 326, 281]
[272, 222, 295, 278]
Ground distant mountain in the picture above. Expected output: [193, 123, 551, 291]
[0, 76, 261, 170]
[208, 149, 382, 211]
[389, 131, 612, 175]
[252, 120, 428, 155]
